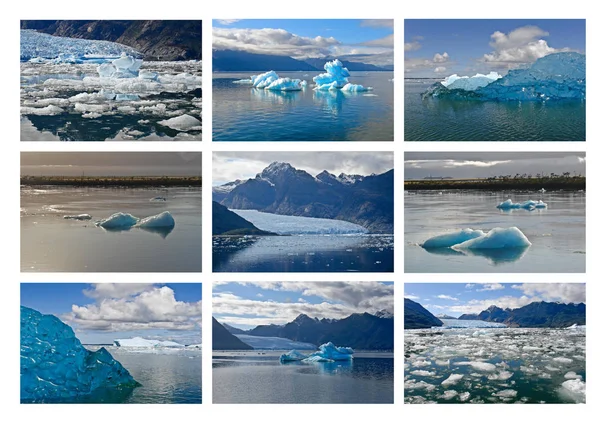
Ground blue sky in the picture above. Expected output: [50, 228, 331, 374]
[405, 283, 586, 317]
[213, 19, 394, 66]
[21, 283, 202, 345]
[213, 281, 393, 330]
[405, 19, 585, 77]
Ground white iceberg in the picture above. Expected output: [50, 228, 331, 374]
[441, 374, 463, 386]
[96, 212, 139, 229]
[452, 227, 532, 250]
[114, 337, 184, 348]
[95, 211, 174, 229]
[497, 199, 547, 210]
[280, 350, 309, 362]
[341, 83, 372, 92]
[560, 379, 586, 403]
[441, 72, 502, 91]
[280, 342, 354, 363]
[421, 228, 485, 249]
[157, 114, 202, 131]
[264, 77, 305, 91]
[136, 211, 175, 228]
[454, 361, 497, 372]
[20, 105, 64, 116]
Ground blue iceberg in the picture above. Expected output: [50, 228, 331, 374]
[424, 52, 585, 101]
[313, 59, 351, 89]
[497, 199, 547, 210]
[421, 228, 485, 249]
[280, 342, 354, 363]
[20, 306, 138, 403]
[452, 227, 532, 250]
[235, 71, 306, 91]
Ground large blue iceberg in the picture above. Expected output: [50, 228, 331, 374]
[20, 306, 139, 403]
[496, 199, 547, 210]
[422, 227, 532, 250]
[280, 342, 354, 363]
[423, 52, 585, 101]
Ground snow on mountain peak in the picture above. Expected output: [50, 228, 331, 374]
[375, 309, 394, 319]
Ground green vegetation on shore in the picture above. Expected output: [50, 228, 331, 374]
[405, 175, 585, 191]
[21, 175, 202, 187]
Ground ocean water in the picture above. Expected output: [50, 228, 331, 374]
[213, 351, 393, 403]
[404, 79, 586, 141]
[21, 186, 202, 272]
[87, 346, 202, 404]
[213, 234, 393, 272]
[213, 72, 394, 141]
[404, 190, 585, 273]
[405, 326, 586, 404]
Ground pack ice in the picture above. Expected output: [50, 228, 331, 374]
[424, 52, 585, 101]
[280, 342, 354, 362]
[21, 306, 138, 402]
[422, 227, 531, 250]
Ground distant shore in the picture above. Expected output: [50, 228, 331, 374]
[21, 176, 202, 188]
[405, 176, 585, 191]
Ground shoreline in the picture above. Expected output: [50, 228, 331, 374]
[21, 176, 202, 188]
[405, 177, 585, 191]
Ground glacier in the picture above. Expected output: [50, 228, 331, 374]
[231, 209, 368, 235]
[114, 337, 184, 348]
[280, 342, 354, 363]
[96, 211, 175, 230]
[21, 306, 138, 402]
[423, 52, 585, 101]
[441, 319, 507, 329]
[422, 227, 531, 251]
[497, 199, 547, 210]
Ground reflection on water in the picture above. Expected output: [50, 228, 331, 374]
[100, 224, 174, 239]
[251, 87, 301, 104]
[422, 245, 530, 264]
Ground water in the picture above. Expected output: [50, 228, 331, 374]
[213, 234, 393, 272]
[21, 186, 202, 272]
[88, 346, 202, 404]
[213, 72, 394, 141]
[213, 351, 393, 403]
[405, 190, 585, 273]
[405, 326, 586, 404]
[404, 80, 586, 141]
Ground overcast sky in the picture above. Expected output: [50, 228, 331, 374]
[21, 152, 202, 177]
[405, 283, 585, 316]
[213, 152, 393, 185]
[21, 283, 202, 345]
[405, 152, 585, 180]
[213, 281, 393, 330]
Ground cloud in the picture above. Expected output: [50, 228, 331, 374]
[437, 294, 459, 301]
[511, 283, 586, 303]
[216, 19, 241, 25]
[477, 283, 505, 292]
[433, 52, 449, 63]
[64, 286, 202, 332]
[482, 25, 573, 65]
[361, 34, 394, 48]
[434, 67, 446, 73]
[405, 41, 422, 52]
[361, 19, 394, 29]
[83, 283, 156, 300]
[405, 294, 420, 300]
[405, 52, 452, 73]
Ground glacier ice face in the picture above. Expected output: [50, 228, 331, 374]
[442, 319, 507, 329]
[424, 52, 585, 101]
[421, 229, 485, 249]
[237, 335, 316, 350]
[114, 337, 184, 348]
[21, 306, 138, 402]
[497, 199, 547, 210]
[280, 342, 354, 363]
[441, 72, 502, 90]
[452, 227, 532, 250]
[136, 211, 175, 229]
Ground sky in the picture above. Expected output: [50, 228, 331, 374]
[405, 152, 585, 180]
[213, 152, 393, 186]
[213, 281, 393, 330]
[405, 19, 585, 77]
[213, 19, 394, 66]
[20, 152, 202, 177]
[21, 283, 202, 345]
[405, 283, 586, 317]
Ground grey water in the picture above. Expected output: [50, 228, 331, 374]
[404, 79, 585, 141]
[88, 347, 202, 404]
[213, 351, 393, 403]
[405, 190, 585, 273]
[213, 72, 394, 141]
[21, 186, 202, 272]
[213, 234, 393, 272]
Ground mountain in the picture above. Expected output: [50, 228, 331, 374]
[216, 162, 393, 233]
[213, 50, 317, 72]
[213, 179, 247, 203]
[21, 20, 202, 60]
[212, 318, 253, 350]
[404, 299, 443, 329]
[303, 57, 392, 72]
[458, 302, 586, 328]
[212, 201, 275, 236]
[222, 323, 246, 335]
[436, 314, 458, 320]
[247, 311, 393, 350]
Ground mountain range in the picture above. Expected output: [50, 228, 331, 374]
[214, 162, 394, 233]
[215, 311, 394, 350]
[213, 49, 393, 72]
[404, 298, 443, 329]
[212, 317, 253, 350]
[21, 20, 202, 60]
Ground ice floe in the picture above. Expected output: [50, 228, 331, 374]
[441, 374, 463, 386]
[158, 114, 202, 131]
[497, 199, 547, 210]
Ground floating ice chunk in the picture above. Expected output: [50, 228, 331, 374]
[493, 389, 518, 398]
[539, 188, 547, 193]
[244, 71, 280, 88]
[63, 214, 92, 220]
[74, 103, 112, 113]
[459, 392, 471, 402]
[341, 83, 373, 92]
[157, 114, 202, 131]
[421, 228, 485, 249]
[82, 112, 102, 119]
[313, 59, 351, 89]
[441, 374, 463, 386]
[488, 371, 514, 380]
[136, 211, 175, 229]
[561, 379, 586, 403]
[115, 94, 140, 102]
[454, 361, 496, 372]
[20, 105, 64, 116]
[139, 70, 159, 80]
[411, 370, 437, 377]
[280, 342, 354, 363]
[497, 199, 547, 210]
[452, 227, 532, 250]
[564, 371, 583, 380]
[96, 212, 139, 229]
[113, 54, 143, 73]
[439, 390, 458, 400]
[442, 72, 502, 90]
[114, 337, 183, 348]
[20, 306, 138, 402]
[264, 78, 306, 91]
[405, 379, 436, 392]
[553, 357, 574, 364]
[280, 350, 309, 362]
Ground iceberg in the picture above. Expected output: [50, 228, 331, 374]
[452, 227, 532, 250]
[424, 52, 585, 101]
[63, 214, 92, 220]
[95, 211, 175, 230]
[21, 306, 138, 402]
[96, 212, 139, 229]
[280, 342, 354, 363]
[560, 379, 585, 403]
[236, 71, 306, 91]
[441, 72, 502, 90]
[136, 211, 175, 228]
[341, 83, 372, 92]
[313, 59, 351, 89]
[421, 228, 485, 249]
[114, 337, 184, 348]
[497, 199, 547, 210]
[157, 114, 202, 131]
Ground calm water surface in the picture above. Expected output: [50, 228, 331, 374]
[213, 351, 393, 403]
[21, 186, 202, 272]
[213, 72, 393, 141]
[405, 190, 585, 273]
[404, 80, 585, 141]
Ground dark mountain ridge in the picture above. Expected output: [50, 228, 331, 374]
[212, 201, 275, 236]
[212, 317, 253, 350]
[404, 299, 443, 329]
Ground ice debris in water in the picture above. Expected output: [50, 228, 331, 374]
[95, 211, 175, 229]
[421, 228, 485, 249]
[441, 72, 502, 90]
[452, 227, 532, 250]
[561, 379, 586, 403]
[114, 337, 184, 348]
[280, 342, 354, 363]
[20, 306, 138, 402]
[63, 214, 92, 220]
[157, 114, 202, 131]
[497, 199, 547, 210]
[424, 52, 585, 101]
[236, 70, 306, 91]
